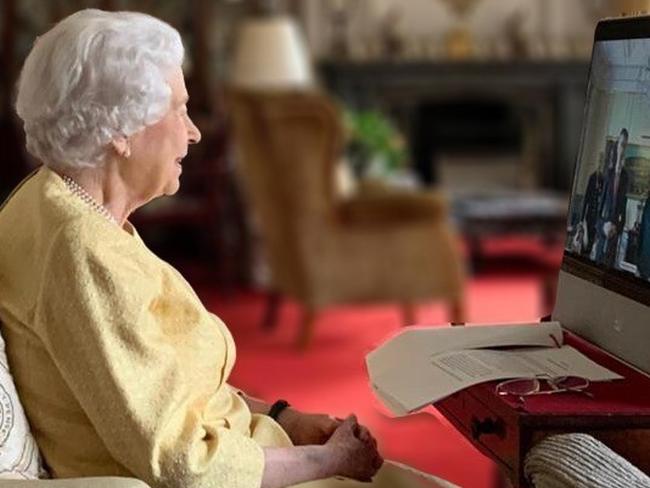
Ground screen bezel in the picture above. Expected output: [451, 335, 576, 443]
[561, 15, 650, 308]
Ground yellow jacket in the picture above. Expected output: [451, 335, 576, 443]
[0, 167, 291, 488]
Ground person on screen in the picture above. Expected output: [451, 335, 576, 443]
[595, 128, 630, 267]
[578, 149, 607, 256]
[637, 193, 650, 280]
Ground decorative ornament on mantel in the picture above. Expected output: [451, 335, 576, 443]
[582, 0, 650, 21]
[326, 0, 364, 59]
[440, 0, 479, 17]
[440, 0, 479, 60]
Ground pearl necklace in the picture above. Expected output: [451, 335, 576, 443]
[62, 175, 119, 226]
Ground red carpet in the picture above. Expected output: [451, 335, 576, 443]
[197, 240, 561, 488]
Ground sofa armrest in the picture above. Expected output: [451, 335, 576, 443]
[524, 433, 650, 488]
[0, 478, 150, 488]
[336, 184, 448, 227]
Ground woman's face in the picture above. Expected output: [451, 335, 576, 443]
[124, 67, 201, 201]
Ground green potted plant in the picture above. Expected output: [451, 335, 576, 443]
[343, 108, 407, 180]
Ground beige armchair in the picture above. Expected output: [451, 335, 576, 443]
[228, 89, 466, 348]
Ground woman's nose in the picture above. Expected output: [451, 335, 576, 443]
[187, 117, 201, 145]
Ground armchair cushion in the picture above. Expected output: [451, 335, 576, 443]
[337, 184, 447, 227]
[0, 330, 43, 480]
[524, 433, 650, 488]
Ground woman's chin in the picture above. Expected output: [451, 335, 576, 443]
[163, 178, 181, 196]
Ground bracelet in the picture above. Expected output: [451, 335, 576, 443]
[268, 399, 290, 421]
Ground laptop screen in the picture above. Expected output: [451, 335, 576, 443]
[564, 25, 650, 307]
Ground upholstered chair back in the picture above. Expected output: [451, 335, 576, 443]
[228, 89, 343, 297]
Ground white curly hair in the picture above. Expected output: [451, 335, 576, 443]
[15, 9, 184, 170]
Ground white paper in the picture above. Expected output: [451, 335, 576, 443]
[366, 323, 623, 416]
[366, 322, 564, 379]
[431, 347, 621, 383]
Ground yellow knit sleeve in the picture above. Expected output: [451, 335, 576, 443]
[35, 225, 265, 488]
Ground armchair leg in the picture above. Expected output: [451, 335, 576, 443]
[401, 303, 417, 326]
[449, 297, 466, 326]
[296, 307, 317, 350]
[262, 291, 282, 331]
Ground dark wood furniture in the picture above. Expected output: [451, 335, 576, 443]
[452, 192, 568, 256]
[451, 191, 568, 313]
[435, 330, 650, 487]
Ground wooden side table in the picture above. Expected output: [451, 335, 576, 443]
[435, 331, 650, 487]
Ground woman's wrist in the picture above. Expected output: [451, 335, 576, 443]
[268, 399, 291, 421]
[311, 444, 338, 479]
[261, 445, 339, 487]
[274, 406, 299, 432]
[318, 443, 343, 478]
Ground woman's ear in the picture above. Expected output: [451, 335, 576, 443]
[111, 136, 131, 159]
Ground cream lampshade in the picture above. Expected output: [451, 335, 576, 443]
[230, 16, 314, 90]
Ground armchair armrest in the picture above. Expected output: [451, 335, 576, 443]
[0, 478, 150, 488]
[336, 183, 448, 227]
[524, 433, 650, 488]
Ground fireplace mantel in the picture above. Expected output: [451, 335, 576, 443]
[319, 59, 590, 190]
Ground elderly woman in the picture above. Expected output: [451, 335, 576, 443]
[0, 9, 452, 488]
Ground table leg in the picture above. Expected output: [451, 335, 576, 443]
[493, 467, 515, 488]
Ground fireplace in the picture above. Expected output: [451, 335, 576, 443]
[412, 97, 524, 190]
[319, 59, 589, 192]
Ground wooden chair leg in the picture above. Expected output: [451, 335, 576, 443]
[401, 302, 417, 326]
[494, 466, 514, 488]
[262, 291, 282, 331]
[296, 307, 317, 351]
[449, 297, 466, 326]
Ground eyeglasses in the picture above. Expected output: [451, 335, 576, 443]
[495, 375, 593, 402]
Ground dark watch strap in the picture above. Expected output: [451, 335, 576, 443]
[268, 399, 290, 421]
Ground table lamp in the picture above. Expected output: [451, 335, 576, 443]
[230, 15, 314, 90]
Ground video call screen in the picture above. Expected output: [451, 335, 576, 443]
[566, 38, 650, 285]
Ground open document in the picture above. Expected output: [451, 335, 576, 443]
[366, 322, 623, 416]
